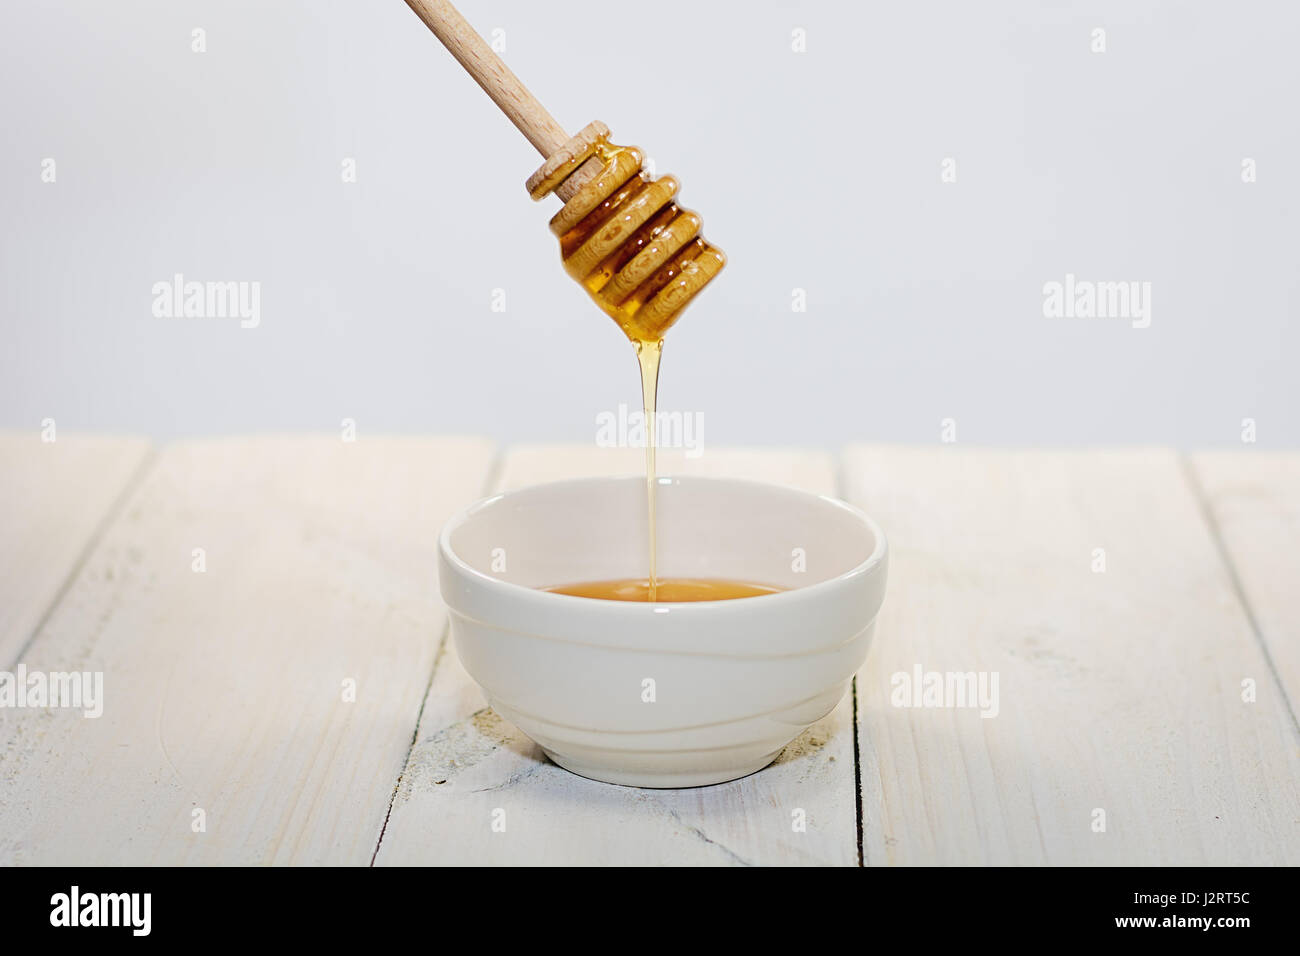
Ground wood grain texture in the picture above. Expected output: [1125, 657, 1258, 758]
[1188, 451, 1300, 722]
[843, 445, 1300, 865]
[374, 444, 858, 866]
[403, 0, 570, 157]
[0, 432, 152, 668]
[0, 436, 495, 865]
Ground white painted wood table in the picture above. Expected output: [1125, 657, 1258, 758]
[1, 433, 1297, 866]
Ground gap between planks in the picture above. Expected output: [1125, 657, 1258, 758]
[0, 434, 154, 669]
[1178, 452, 1300, 737]
[837, 453, 867, 867]
[0, 436, 500, 865]
[844, 444, 1300, 865]
[9, 447, 159, 669]
[369, 445, 509, 866]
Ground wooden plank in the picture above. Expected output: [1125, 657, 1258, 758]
[0, 436, 496, 865]
[1188, 451, 1300, 720]
[842, 445, 1300, 865]
[375, 444, 857, 866]
[0, 432, 152, 667]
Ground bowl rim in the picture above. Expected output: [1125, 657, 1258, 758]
[437, 474, 888, 615]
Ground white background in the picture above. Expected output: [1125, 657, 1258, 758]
[2, 0, 1296, 447]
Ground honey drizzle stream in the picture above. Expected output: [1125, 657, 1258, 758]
[530, 128, 725, 603]
[635, 338, 663, 601]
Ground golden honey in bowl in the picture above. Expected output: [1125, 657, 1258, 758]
[544, 578, 784, 603]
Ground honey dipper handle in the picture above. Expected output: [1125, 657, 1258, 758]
[403, 0, 570, 157]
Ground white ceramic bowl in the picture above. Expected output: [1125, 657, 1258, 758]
[438, 475, 888, 788]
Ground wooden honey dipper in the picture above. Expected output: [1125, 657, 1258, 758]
[403, 0, 726, 344]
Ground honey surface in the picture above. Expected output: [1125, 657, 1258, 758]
[543, 578, 784, 603]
